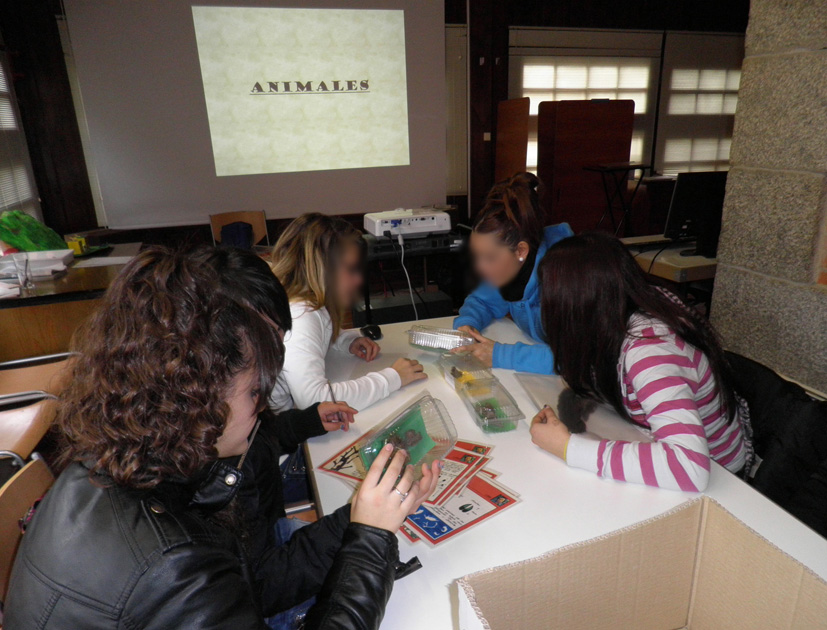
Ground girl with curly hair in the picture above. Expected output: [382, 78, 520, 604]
[4, 246, 439, 630]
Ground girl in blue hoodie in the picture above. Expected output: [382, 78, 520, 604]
[453, 172, 572, 374]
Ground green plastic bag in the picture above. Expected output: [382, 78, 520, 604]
[0, 210, 66, 251]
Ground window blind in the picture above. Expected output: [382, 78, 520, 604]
[0, 52, 41, 219]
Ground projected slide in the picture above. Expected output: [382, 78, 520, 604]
[192, 6, 410, 177]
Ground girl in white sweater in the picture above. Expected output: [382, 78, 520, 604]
[269, 213, 426, 416]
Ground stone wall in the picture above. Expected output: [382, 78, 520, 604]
[711, 0, 827, 391]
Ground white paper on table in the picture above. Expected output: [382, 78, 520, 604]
[514, 372, 652, 444]
[73, 255, 135, 268]
[0, 281, 20, 298]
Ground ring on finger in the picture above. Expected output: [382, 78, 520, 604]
[394, 487, 409, 501]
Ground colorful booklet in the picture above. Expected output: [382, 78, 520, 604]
[428, 448, 491, 506]
[403, 474, 520, 546]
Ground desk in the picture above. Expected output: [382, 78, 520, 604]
[623, 235, 717, 284]
[0, 243, 140, 361]
[307, 316, 827, 630]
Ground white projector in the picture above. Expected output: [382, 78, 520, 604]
[364, 208, 451, 239]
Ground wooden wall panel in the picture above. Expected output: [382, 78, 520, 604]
[0, 0, 97, 234]
[494, 97, 530, 182]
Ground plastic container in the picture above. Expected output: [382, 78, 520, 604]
[407, 325, 474, 351]
[356, 392, 457, 478]
[459, 378, 525, 433]
[437, 352, 493, 391]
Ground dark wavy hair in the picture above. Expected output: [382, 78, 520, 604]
[473, 172, 544, 251]
[56, 246, 284, 489]
[539, 232, 736, 424]
[192, 246, 292, 333]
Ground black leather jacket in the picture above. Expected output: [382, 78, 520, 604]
[5, 457, 398, 629]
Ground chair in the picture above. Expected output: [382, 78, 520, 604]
[726, 351, 827, 537]
[209, 211, 270, 247]
[0, 353, 72, 399]
[0, 458, 54, 602]
[0, 399, 56, 463]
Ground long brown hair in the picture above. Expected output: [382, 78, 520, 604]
[270, 213, 363, 339]
[56, 246, 284, 489]
[473, 172, 544, 251]
[539, 232, 737, 423]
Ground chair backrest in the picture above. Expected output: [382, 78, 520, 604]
[0, 357, 71, 398]
[0, 458, 53, 601]
[209, 211, 269, 246]
[0, 400, 56, 461]
[726, 351, 827, 506]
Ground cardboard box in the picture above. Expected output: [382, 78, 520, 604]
[457, 497, 827, 629]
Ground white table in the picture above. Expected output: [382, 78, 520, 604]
[622, 235, 717, 283]
[306, 317, 827, 630]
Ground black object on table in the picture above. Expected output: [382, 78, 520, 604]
[360, 324, 383, 341]
[585, 162, 652, 236]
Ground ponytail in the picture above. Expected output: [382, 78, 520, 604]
[473, 172, 544, 250]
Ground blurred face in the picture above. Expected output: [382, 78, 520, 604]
[215, 368, 260, 458]
[334, 241, 363, 309]
[470, 232, 531, 289]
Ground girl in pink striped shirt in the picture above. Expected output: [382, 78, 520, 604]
[530, 232, 751, 492]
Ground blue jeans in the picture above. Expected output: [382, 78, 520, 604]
[266, 518, 316, 630]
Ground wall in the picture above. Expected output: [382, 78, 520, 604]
[711, 0, 827, 391]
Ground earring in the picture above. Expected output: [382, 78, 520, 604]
[519, 257, 525, 262]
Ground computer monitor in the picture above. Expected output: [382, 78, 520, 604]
[663, 171, 728, 258]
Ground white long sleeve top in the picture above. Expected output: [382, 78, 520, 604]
[268, 302, 402, 412]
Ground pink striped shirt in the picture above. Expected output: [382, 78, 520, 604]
[566, 314, 745, 492]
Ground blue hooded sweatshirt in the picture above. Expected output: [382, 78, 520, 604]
[454, 223, 573, 375]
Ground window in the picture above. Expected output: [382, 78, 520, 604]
[0, 52, 41, 219]
[668, 69, 741, 116]
[655, 33, 744, 175]
[517, 56, 656, 170]
[658, 67, 741, 173]
[509, 29, 744, 176]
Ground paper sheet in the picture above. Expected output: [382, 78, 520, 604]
[513, 372, 652, 443]
[73, 255, 135, 268]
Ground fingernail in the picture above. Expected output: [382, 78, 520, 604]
[438, 461, 445, 469]
[384, 444, 394, 452]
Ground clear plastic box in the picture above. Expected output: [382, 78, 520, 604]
[356, 392, 458, 478]
[459, 378, 525, 433]
[437, 352, 494, 391]
[407, 325, 474, 351]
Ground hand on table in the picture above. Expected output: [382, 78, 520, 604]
[530, 405, 571, 460]
[452, 328, 495, 367]
[318, 401, 357, 432]
[349, 337, 380, 362]
[392, 358, 428, 387]
[351, 444, 442, 533]
[457, 325, 479, 336]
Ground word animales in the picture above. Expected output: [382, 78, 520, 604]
[251, 80, 370, 94]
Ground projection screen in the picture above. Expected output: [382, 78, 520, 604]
[63, 0, 446, 228]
